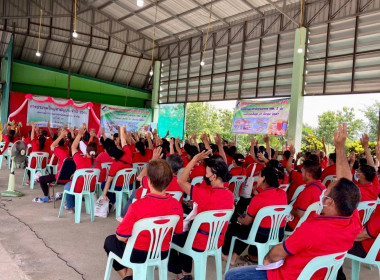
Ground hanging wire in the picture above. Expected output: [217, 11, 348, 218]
[201, 1, 213, 65]
[150, 0, 158, 75]
[36, 8, 43, 55]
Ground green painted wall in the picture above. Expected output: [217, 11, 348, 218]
[11, 60, 151, 108]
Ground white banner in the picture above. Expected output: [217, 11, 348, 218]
[27, 99, 89, 128]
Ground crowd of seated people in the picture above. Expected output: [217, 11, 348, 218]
[1, 120, 379, 280]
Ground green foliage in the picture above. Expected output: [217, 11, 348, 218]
[301, 135, 323, 153]
[362, 101, 380, 141]
[346, 140, 377, 156]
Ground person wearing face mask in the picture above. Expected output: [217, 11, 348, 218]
[221, 166, 287, 266]
[168, 150, 234, 280]
[225, 123, 362, 280]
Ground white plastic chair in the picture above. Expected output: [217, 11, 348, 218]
[104, 215, 180, 280]
[357, 200, 377, 225]
[228, 175, 247, 202]
[297, 252, 347, 280]
[96, 162, 113, 197]
[228, 164, 234, 171]
[290, 184, 306, 206]
[22, 151, 49, 189]
[133, 162, 148, 177]
[108, 168, 137, 217]
[58, 168, 100, 223]
[166, 191, 183, 201]
[171, 210, 233, 280]
[279, 184, 290, 192]
[347, 235, 380, 280]
[284, 202, 322, 239]
[322, 175, 337, 186]
[47, 154, 58, 175]
[225, 205, 292, 271]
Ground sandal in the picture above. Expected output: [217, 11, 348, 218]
[32, 196, 50, 203]
[240, 254, 258, 264]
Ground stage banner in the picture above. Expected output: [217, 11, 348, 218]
[158, 103, 185, 139]
[100, 104, 152, 136]
[231, 98, 291, 135]
[27, 99, 89, 128]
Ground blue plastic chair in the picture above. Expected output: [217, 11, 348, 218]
[297, 252, 347, 280]
[3, 142, 13, 169]
[357, 200, 377, 225]
[228, 164, 234, 171]
[171, 209, 233, 280]
[289, 184, 306, 205]
[0, 142, 4, 169]
[322, 175, 337, 186]
[166, 191, 183, 201]
[225, 205, 292, 272]
[108, 168, 137, 218]
[96, 162, 112, 197]
[22, 151, 49, 189]
[133, 162, 148, 177]
[104, 215, 180, 280]
[58, 168, 100, 223]
[191, 176, 203, 186]
[347, 235, 380, 280]
[228, 175, 247, 202]
[284, 202, 322, 239]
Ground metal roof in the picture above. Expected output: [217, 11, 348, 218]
[0, 0, 379, 90]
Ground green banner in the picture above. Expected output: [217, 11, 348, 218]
[101, 104, 152, 136]
[158, 103, 185, 140]
[232, 98, 291, 136]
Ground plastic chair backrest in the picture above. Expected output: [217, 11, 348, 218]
[229, 175, 247, 200]
[101, 162, 112, 177]
[357, 200, 377, 225]
[166, 191, 183, 201]
[122, 215, 180, 265]
[133, 162, 147, 177]
[297, 252, 347, 280]
[279, 184, 290, 192]
[290, 184, 306, 205]
[322, 175, 337, 186]
[183, 210, 233, 252]
[228, 164, 234, 171]
[191, 176, 203, 186]
[28, 152, 49, 169]
[26, 144, 32, 156]
[365, 234, 380, 262]
[248, 205, 292, 244]
[70, 168, 100, 194]
[293, 202, 322, 231]
[48, 153, 56, 166]
[110, 168, 137, 192]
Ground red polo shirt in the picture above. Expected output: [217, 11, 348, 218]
[181, 155, 190, 168]
[116, 193, 183, 251]
[356, 182, 378, 202]
[94, 152, 114, 183]
[29, 139, 50, 168]
[267, 211, 362, 280]
[190, 184, 234, 251]
[72, 153, 98, 193]
[320, 156, 328, 169]
[230, 166, 247, 176]
[53, 146, 70, 179]
[189, 162, 206, 179]
[226, 154, 234, 166]
[243, 155, 255, 167]
[247, 188, 287, 228]
[135, 175, 184, 200]
[132, 149, 153, 163]
[288, 180, 326, 230]
[321, 164, 336, 186]
[108, 145, 133, 186]
[361, 205, 380, 261]
[287, 170, 305, 203]
[246, 163, 264, 177]
[280, 159, 288, 168]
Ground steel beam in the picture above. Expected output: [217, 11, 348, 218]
[265, 0, 299, 25]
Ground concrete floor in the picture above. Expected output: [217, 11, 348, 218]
[0, 162, 378, 280]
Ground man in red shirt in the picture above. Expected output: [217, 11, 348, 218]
[225, 123, 362, 280]
[320, 153, 336, 186]
[104, 159, 183, 280]
[280, 150, 291, 169]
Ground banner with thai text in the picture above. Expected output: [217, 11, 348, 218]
[231, 98, 291, 135]
[27, 99, 89, 128]
[100, 104, 152, 136]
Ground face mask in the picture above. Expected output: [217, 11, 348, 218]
[319, 189, 327, 208]
[203, 175, 212, 186]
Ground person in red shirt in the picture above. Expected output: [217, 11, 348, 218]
[102, 125, 133, 205]
[132, 140, 153, 163]
[104, 159, 184, 280]
[94, 138, 115, 184]
[225, 123, 362, 280]
[280, 150, 291, 169]
[228, 153, 247, 194]
[287, 160, 325, 231]
[35, 129, 70, 203]
[222, 166, 287, 266]
[320, 153, 336, 186]
[168, 147, 234, 280]
[63, 127, 98, 213]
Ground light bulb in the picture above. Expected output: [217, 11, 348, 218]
[200, 60, 205, 66]
[305, 70, 308, 75]
[149, 70, 154, 76]
[72, 30, 78, 38]
[36, 51, 41, 57]
[160, 86, 163, 91]
[297, 46, 303, 54]
[137, 0, 144, 7]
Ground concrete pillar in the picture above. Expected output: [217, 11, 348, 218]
[288, 27, 306, 151]
[151, 61, 161, 123]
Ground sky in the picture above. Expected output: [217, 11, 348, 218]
[209, 93, 380, 128]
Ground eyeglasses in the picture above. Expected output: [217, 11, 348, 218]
[321, 189, 334, 204]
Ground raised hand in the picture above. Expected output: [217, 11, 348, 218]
[193, 149, 212, 162]
[214, 133, 222, 146]
[152, 146, 163, 160]
[289, 144, 296, 156]
[263, 134, 269, 143]
[333, 123, 347, 147]
[360, 133, 369, 148]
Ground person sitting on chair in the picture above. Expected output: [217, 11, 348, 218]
[103, 159, 184, 280]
